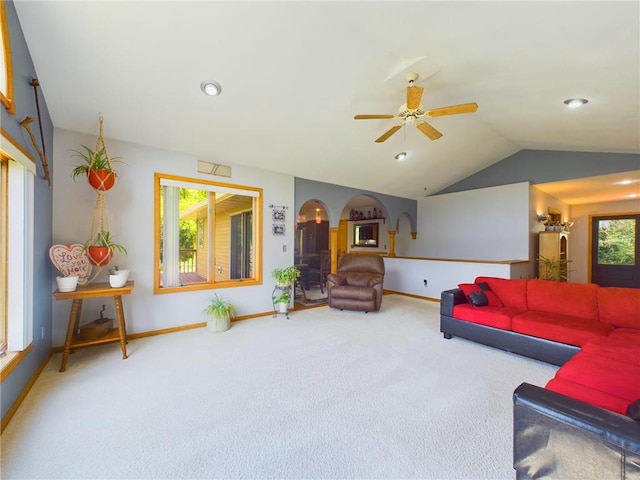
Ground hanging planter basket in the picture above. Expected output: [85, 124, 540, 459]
[86, 246, 112, 266]
[87, 169, 116, 191]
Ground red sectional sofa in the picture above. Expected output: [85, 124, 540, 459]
[439, 277, 640, 480]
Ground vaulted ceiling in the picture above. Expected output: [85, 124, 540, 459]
[14, 1, 640, 200]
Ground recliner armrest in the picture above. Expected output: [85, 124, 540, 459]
[326, 273, 347, 287]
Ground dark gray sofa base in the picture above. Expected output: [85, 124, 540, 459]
[440, 315, 579, 367]
[439, 288, 579, 367]
[514, 383, 640, 480]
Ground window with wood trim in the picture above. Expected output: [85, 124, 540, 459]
[0, 0, 16, 114]
[0, 137, 34, 356]
[154, 173, 262, 293]
[0, 158, 6, 352]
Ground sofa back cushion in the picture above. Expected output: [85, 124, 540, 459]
[475, 276, 527, 310]
[598, 287, 640, 329]
[527, 279, 599, 322]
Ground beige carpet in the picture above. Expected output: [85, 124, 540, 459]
[0, 295, 557, 479]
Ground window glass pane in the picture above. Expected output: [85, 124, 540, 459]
[155, 174, 260, 292]
[597, 219, 636, 265]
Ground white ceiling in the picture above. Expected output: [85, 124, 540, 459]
[14, 1, 640, 201]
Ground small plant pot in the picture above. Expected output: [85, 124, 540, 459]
[56, 275, 79, 293]
[87, 170, 116, 191]
[277, 302, 288, 313]
[109, 274, 127, 288]
[109, 269, 129, 282]
[207, 313, 231, 333]
[87, 246, 112, 266]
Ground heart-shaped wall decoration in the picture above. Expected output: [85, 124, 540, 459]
[49, 244, 92, 286]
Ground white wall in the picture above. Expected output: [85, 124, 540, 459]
[52, 128, 295, 346]
[569, 198, 640, 283]
[403, 182, 531, 261]
[383, 257, 516, 300]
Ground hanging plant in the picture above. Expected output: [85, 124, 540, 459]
[85, 231, 127, 267]
[71, 145, 124, 191]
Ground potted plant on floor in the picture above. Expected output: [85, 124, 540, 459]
[71, 145, 124, 191]
[272, 290, 291, 313]
[85, 231, 127, 267]
[271, 265, 300, 287]
[203, 294, 235, 332]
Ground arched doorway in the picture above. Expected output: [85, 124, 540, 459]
[295, 200, 330, 305]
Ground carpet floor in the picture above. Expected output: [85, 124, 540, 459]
[0, 295, 557, 479]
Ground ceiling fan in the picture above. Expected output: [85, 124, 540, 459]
[354, 73, 478, 143]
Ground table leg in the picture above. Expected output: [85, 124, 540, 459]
[114, 295, 128, 360]
[60, 299, 83, 372]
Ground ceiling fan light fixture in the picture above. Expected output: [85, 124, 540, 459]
[395, 152, 407, 161]
[200, 80, 222, 96]
[563, 98, 588, 109]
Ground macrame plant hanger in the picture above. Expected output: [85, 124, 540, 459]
[86, 116, 114, 284]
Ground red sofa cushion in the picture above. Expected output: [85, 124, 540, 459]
[452, 304, 520, 330]
[512, 311, 614, 346]
[610, 328, 640, 340]
[581, 335, 640, 366]
[527, 279, 600, 322]
[475, 276, 527, 310]
[597, 287, 640, 329]
[546, 378, 631, 416]
[554, 351, 640, 402]
[458, 283, 503, 307]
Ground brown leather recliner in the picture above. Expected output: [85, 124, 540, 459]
[326, 253, 385, 312]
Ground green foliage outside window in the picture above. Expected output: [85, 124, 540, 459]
[179, 188, 207, 261]
[598, 219, 636, 265]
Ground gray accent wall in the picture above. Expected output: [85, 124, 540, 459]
[294, 177, 417, 232]
[1, 1, 54, 421]
[437, 149, 640, 194]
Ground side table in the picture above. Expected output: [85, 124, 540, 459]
[52, 281, 134, 372]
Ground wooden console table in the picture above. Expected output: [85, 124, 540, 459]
[53, 281, 134, 372]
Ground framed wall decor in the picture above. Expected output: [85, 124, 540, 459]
[272, 209, 285, 223]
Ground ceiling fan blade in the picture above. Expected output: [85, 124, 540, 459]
[416, 121, 443, 140]
[374, 125, 402, 143]
[426, 102, 478, 117]
[354, 114, 395, 120]
[406, 86, 424, 110]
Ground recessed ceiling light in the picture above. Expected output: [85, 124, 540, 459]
[200, 81, 222, 96]
[563, 98, 588, 109]
[616, 179, 634, 185]
[395, 152, 407, 161]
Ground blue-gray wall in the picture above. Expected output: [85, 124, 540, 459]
[1, 0, 54, 422]
[437, 149, 640, 194]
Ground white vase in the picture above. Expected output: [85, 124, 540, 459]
[109, 275, 126, 288]
[56, 275, 79, 293]
[277, 302, 288, 313]
[207, 313, 230, 333]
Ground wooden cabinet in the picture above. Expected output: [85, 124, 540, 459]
[538, 232, 569, 281]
